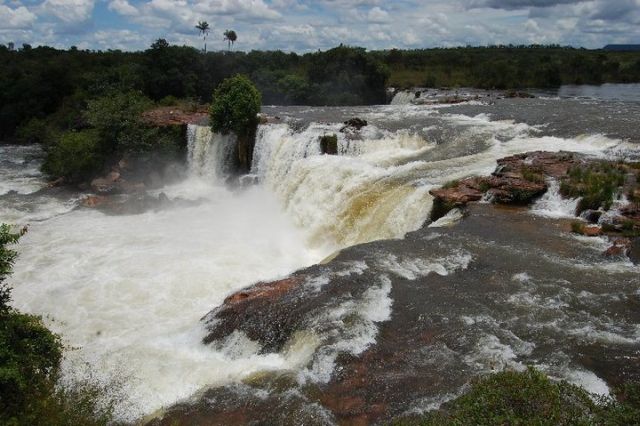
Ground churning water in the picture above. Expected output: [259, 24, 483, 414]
[2, 95, 639, 421]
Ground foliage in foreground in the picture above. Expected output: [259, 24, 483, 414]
[0, 224, 115, 425]
[396, 367, 640, 425]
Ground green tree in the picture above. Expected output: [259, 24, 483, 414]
[195, 21, 210, 53]
[42, 130, 104, 181]
[210, 74, 261, 171]
[224, 30, 237, 50]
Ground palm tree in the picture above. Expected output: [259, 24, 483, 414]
[195, 21, 210, 53]
[223, 30, 237, 50]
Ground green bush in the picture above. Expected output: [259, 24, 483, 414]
[396, 368, 640, 426]
[15, 118, 56, 146]
[560, 163, 626, 214]
[116, 125, 182, 158]
[210, 74, 262, 138]
[42, 130, 104, 181]
[85, 90, 152, 153]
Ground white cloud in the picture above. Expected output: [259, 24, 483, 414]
[367, 6, 390, 23]
[41, 0, 94, 24]
[0, 4, 36, 29]
[108, 0, 138, 17]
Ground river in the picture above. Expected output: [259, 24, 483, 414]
[1, 87, 639, 422]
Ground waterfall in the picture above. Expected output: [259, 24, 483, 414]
[390, 90, 417, 105]
[531, 179, 580, 219]
[250, 123, 434, 249]
[186, 124, 236, 181]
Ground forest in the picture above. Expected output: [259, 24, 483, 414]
[2, 42, 640, 144]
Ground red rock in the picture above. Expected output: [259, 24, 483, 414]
[582, 225, 603, 237]
[82, 195, 107, 208]
[604, 238, 631, 257]
[223, 276, 304, 305]
[141, 106, 209, 126]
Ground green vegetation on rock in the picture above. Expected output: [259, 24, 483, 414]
[210, 74, 261, 138]
[41, 90, 183, 183]
[319, 134, 338, 155]
[210, 75, 262, 172]
[42, 129, 104, 181]
[560, 162, 627, 214]
[396, 367, 640, 426]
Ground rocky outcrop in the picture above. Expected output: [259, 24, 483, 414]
[341, 117, 367, 132]
[319, 134, 338, 155]
[141, 106, 209, 127]
[202, 275, 308, 353]
[429, 152, 566, 221]
[504, 90, 535, 99]
[153, 202, 640, 426]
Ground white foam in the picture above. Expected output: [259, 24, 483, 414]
[10, 185, 330, 421]
[429, 208, 464, 228]
[531, 179, 579, 219]
[299, 275, 393, 384]
[565, 369, 610, 396]
[378, 251, 472, 280]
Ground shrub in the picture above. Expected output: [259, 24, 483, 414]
[42, 130, 104, 181]
[399, 368, 596, 425]
[15, 118, 56, 146]
[571, 221, 586, 234]
[85, 90, 153, 153]
[395, 368, 640, 425]
[209, 74, 262, 138]
[560, 163, 626, 214]
[319, 134, 338, 155]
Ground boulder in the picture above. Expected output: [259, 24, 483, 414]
[91, 177, 118, 194]
[202, 275, 306, 352]
[320, 134, 338, 155]
[582, 225, 603, 237]
[604, 238, 631, 257]
[580, 209, 603, 224]
[341, 117, 368, 131]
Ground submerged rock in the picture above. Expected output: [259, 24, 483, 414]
[319, 134, 338, 155]
[341, 117, 368, 132]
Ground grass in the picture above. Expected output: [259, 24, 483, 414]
[521, 166, 545, 184]
[442, 179, 460, 189]
[571, 221, 586, 234]
[395, 367, 640, 426]
[560, 162, 627, 214]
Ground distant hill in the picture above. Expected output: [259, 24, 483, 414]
[603, 44, 640, 51]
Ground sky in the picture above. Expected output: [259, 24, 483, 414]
[0, 0, 639, 52]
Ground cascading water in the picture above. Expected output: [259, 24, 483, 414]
[390, 90, 417, 105]
[186, 124, 236, 181]
[531, 179, 580, 218]
[250, 123, 436, 248]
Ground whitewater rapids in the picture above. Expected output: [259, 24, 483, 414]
[4, 101, 638, 420]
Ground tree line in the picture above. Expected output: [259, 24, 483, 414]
[2, 42, 640, 142]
